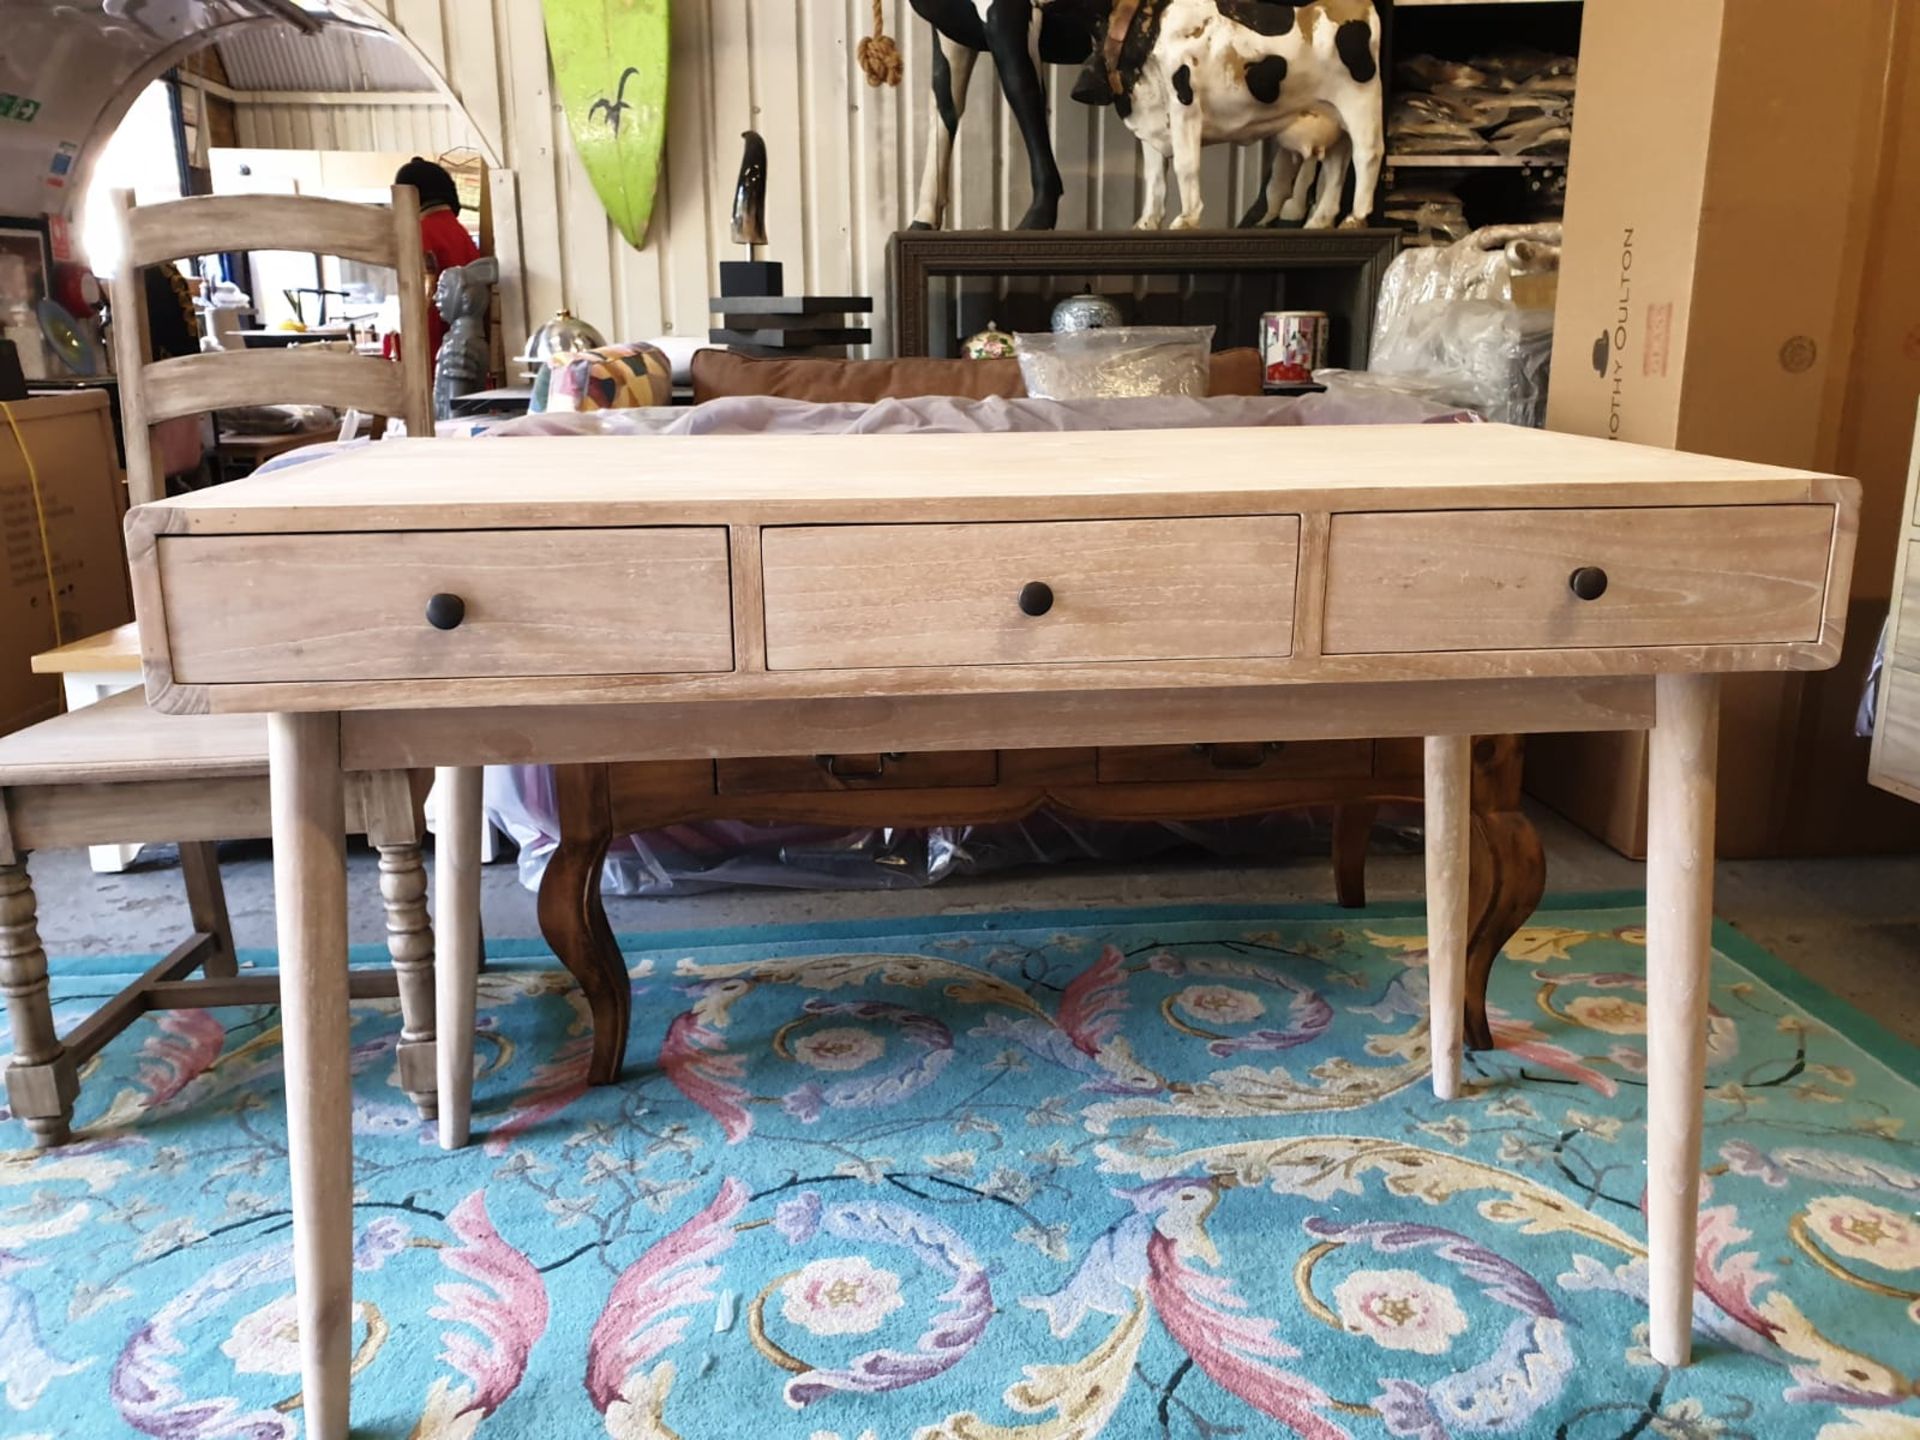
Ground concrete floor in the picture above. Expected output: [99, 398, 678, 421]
[22, 804, 1920, 1048]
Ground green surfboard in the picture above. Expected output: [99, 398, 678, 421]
[542, 0, 671, 249]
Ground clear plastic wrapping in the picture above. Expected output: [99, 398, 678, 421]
[486, 765, 1419, 897]
[1014, 326, 1214, 400]
[1859, 617, 1889, 739]
[1335, 224, 1563, 427]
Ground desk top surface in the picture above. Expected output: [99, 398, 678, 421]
[128, 424, 1851, 535]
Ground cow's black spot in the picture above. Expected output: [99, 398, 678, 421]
[1217, 0, 1295, 37]
[1246, 55, 1287, 105]
[1172, 64, 1194, 105]
[1335, 19, 1377, 83]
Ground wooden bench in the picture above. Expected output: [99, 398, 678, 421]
[0, 184, 446, 1149]
[0, 690, 439, 1147]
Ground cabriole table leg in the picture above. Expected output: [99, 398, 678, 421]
[1645, 673, 1720, 1367]
[267, 711, 353, 1440]
[1424, 736, 1471, 1100]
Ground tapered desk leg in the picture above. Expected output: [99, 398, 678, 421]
[1424, 735, 1471, 1101]
[435, 766, 484, 1150]
[268, 712, 352, 1440]
[1646, 674, 1719, 1368]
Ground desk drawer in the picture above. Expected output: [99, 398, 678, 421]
[1096, 740, 1373, 784]
[761, 516, 1299, 671]
[1323, 506, 1833, 655]
[717, 750, 999, 795]
[158, 528, 733, 683]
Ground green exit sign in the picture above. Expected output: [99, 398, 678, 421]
[0, 95, 44, 123]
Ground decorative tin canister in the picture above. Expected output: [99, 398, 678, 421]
[1051, 291, 1125, 333]
[962, 322, 1018, 360]
[1261, 310, 1329, 384]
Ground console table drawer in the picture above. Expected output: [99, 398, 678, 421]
[761, 516, 1299, 670]
[158, 529, 733, 683]
[1323, 505, 1833, 655]
[1096, 740, 1373, 784]
[717, 750, 999, 794]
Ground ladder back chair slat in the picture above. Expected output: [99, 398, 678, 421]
[142, 350, 413, 426]
[124, 194, 404, 271]
[107, 185, 436, 507]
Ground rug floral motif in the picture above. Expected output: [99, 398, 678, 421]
[3, 899, 1919, 1439]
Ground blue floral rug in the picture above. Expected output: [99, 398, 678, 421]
[5, 896, 1919, 1440]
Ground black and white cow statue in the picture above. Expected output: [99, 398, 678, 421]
[1079, 0, 1384, 231]
[907, 0, 1107, 230]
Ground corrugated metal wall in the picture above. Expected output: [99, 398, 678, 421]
[217, 21, 436, 92]
[243, 0, 1272, 356]
[233, 99, 482, 156]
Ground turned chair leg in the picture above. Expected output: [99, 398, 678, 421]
[180, 841, 238, 980]
[378, 843, 437, 1120]
[0, 860, 77, 1148]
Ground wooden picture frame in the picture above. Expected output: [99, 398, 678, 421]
[888, 227, 1401, 364]
[0, 214, 52, 310]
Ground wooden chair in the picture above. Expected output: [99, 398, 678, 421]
[0, 188, 438, 1147]
[109, 184, 434, 505]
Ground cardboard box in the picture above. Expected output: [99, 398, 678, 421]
[1, 390, 132, 737]
[1533, 0, 1920, 857]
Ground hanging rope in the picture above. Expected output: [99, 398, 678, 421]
[857, 0, 904, 88]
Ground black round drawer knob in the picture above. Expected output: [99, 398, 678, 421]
[1018, 581, 1055, 617]
[1569, 567, 1610, 602]
[425, 593, 467, 630]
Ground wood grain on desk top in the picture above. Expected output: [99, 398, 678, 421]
[125, 424, 1856, 535]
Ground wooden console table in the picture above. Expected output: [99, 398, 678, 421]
[539, 736, 1544, 1085]
[125, 424, 1858, 1437]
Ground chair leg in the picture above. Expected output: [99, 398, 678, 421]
[179, 841, 238, 979]
[0, 861, 77, 1148]
[1332, 802, 1377, 909]
[378, 842, 437, 1120]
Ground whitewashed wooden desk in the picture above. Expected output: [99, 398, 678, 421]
[126, 424, 1858, 1438]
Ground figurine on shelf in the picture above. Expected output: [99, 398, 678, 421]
[732, 130, 768, 248]
[432, 256, 499, 421]
[1076, 0, 1385, 231]
[899, 0, 1106, 231]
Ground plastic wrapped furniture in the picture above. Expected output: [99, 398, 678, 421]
[1323, 224, 1561, 427]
